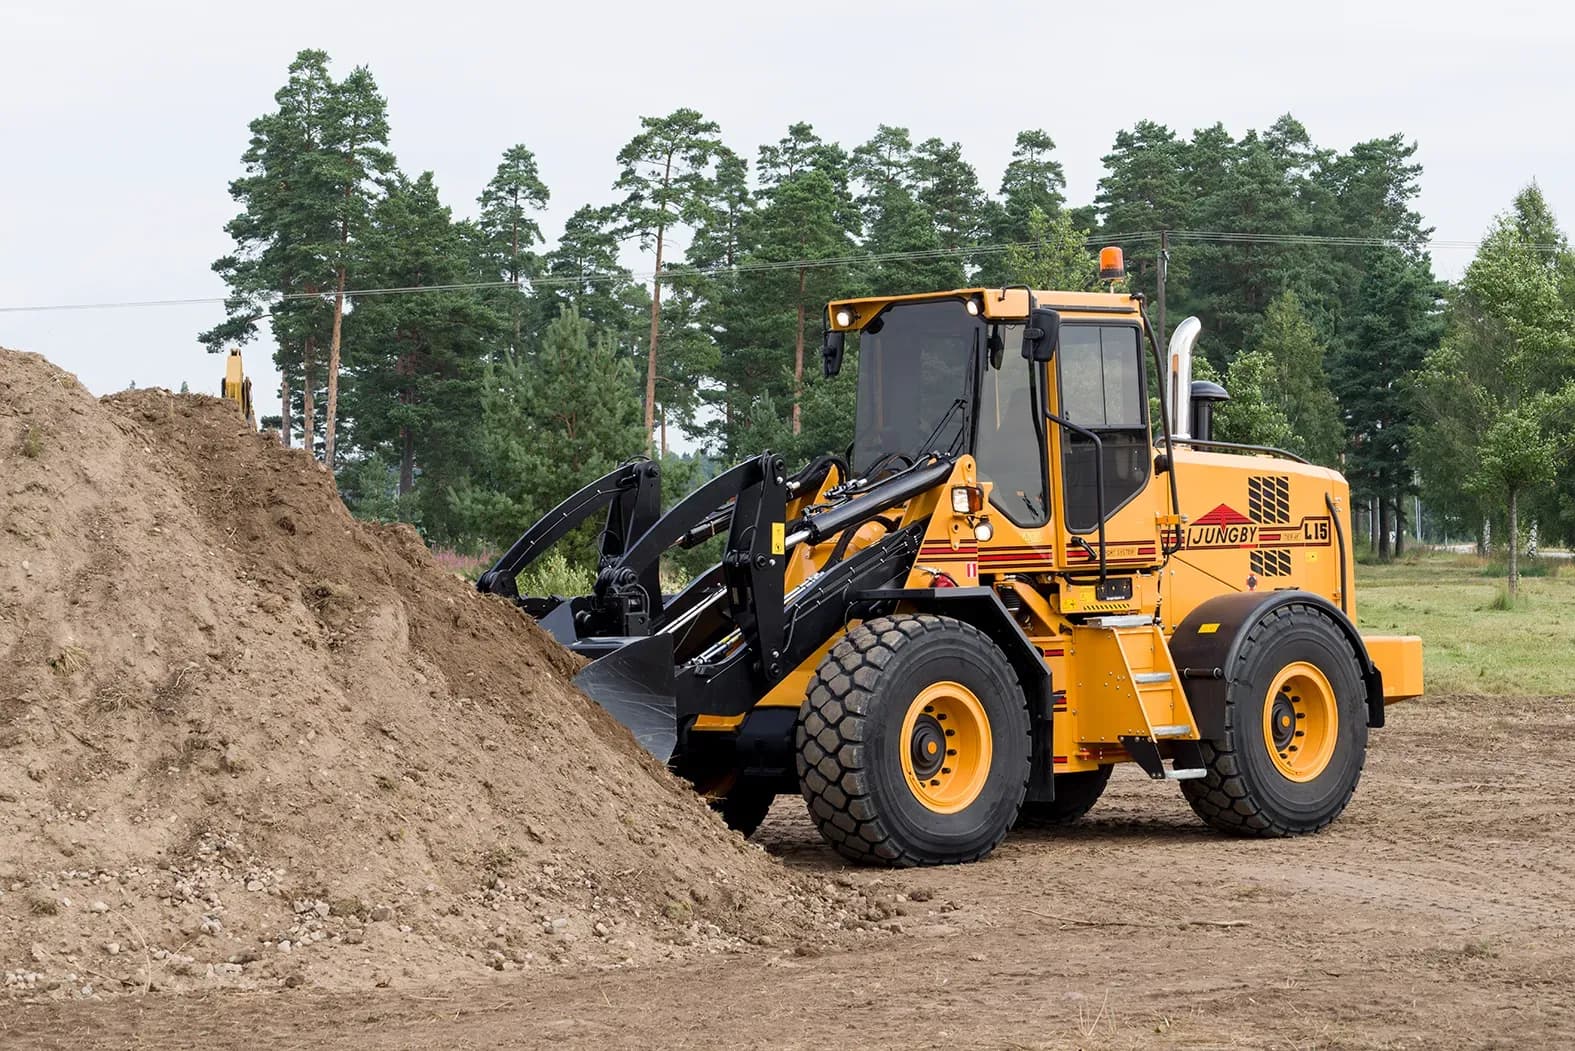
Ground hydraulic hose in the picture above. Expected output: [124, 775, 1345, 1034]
[787, 456, 956, 549]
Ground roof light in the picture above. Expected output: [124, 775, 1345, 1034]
[964, 297, 981, 316]
[1098, 246, 1125, 281]
[834, 307, 855, 328]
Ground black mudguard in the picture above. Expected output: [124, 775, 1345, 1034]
[1168, 590, 1385, 739]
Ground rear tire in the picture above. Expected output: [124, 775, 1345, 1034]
[1016, 766, 1113, 829]
[796, 614, 1031, 866]
[1181, 602, 1368, 836]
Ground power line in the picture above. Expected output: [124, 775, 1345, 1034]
[0, 229, 1564, 315]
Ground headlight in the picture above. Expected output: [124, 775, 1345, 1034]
[974, 520, 994, 542]
[834, 307, 854, 327]
[951, 485, 983, 514]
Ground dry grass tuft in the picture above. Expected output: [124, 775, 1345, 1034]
[48, 645, 90, 676]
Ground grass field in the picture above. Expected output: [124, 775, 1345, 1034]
[1357, 551, 1575, 696]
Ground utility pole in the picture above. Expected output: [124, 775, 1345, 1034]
[1156, 230, 1169, 348]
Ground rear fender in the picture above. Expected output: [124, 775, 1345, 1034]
[1167, 591, 1384, 737]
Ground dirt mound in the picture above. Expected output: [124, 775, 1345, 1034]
[0, 349, 852, 997]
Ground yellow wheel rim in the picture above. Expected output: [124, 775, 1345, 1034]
[899, 681, 992, 813]
[1262, 661, 1339, 782]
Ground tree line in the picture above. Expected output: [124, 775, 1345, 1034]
[202, 50, 1574, 592]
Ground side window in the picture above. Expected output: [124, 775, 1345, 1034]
[974, 327, 1047, 526]
[1057, 326, 1150, 533]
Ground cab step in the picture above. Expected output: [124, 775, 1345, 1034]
[1166, 766, 1208, 781]
[1150, 723, 1192, 738]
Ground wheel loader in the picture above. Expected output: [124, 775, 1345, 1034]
[478, 247, 1424, 867]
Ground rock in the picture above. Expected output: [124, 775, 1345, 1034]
[369, 905, 393, 923]
[88, 901, 109, 914]
[283, 973, 304, 988]
[278, 940, 292, 953]
[104, 942, 121, 956]
[343, 930, 363, 945]
[228, 949, 261, 965]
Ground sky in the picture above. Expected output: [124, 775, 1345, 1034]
[3, 0, 1572, 432]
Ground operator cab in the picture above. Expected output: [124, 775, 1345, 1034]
[825, 283, 1155, 551]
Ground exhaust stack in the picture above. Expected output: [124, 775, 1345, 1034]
[1167, 316, 1202, 440]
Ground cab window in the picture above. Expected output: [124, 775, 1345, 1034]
[974, 325, 1047, 526]
[1057, 325, 1149, 533]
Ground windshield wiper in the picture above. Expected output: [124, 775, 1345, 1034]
[913, 329, 980, 460]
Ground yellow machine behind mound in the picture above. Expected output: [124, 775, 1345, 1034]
[480, 248, 1423, 866]
[221, 348, 256, 429]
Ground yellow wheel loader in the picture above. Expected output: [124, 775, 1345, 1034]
[478, 249, 1423, 867]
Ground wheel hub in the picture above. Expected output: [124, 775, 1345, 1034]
[898, 681, 994, 814]
[1261, 661, 1339, 783]
[908, 714, 947, 780]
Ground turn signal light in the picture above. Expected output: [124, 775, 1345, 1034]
[951, 485, 984, 514]
[1099, 246, 1125, 281]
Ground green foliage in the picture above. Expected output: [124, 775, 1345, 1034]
[1001, 206, 1096, 291]
[515, 550, 596, 599]
[337, 453, 403, 522]
[341, 171, 500, 539]
[449, 305, 645, 560]
[1213, 348, 1294, 449]
[1415, 184, 1575, 563]
[210, 76, 1575, 602]
[202, 49, 393, 458]
[1250, 292, 1345, 464]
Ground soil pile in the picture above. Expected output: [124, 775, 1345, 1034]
[0, 349, 852, 997]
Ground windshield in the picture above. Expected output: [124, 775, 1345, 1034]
[852, 300, 980, 473]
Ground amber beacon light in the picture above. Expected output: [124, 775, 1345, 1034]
[1098, 246, 1125, 281]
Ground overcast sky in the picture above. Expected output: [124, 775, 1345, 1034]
[3, 0, 1572, 430]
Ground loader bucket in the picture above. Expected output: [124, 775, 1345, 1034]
[570, 634, 679, 762]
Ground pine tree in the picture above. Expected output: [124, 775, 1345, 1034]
[477, 144, 550, 356]
[535, 206, 648, 359]
[341, 172, 500, 537]
[1334, 246, 1440, 554]
[451, 306, 644, 555]
[979, 129, 1068, 284]
[320, 65, 394, 467]
[202, 49, 343, 453]
[750, 125, 858, 435]
[612, 109, 726, 447]
[851, 126, 961, 291]
[1253, 291, 1344, 465]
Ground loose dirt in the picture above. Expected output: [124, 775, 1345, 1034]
[7, 692, 1573, 1050]
[0, 349, 856, 998]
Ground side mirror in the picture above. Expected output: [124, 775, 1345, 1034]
[822, 330, 846, 378]
[1021, 307, 1061, 363]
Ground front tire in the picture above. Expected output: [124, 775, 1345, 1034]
[1181, 602, 1368, 836]
[796, 614, 1031, 866]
